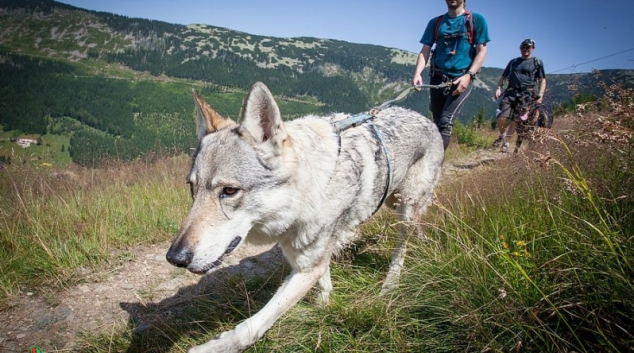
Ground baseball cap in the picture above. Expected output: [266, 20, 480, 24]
[520, 39, 535, 47]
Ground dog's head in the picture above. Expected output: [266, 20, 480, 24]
[166, 82, 292, 274]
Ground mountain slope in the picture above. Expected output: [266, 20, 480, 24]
[1, 0, 632, 166]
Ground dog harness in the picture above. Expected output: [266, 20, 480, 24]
[332, 83, 451, 214]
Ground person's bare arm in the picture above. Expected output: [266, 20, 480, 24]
[537, 78, 546, 104]
[412, 45, 432, 88]
[495, 75, 507, 99]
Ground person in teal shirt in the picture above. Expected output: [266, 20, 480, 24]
[412, 0, 490, 150]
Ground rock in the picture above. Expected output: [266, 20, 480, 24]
[34, 305, 73, 329]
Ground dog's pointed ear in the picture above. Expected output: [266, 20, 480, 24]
[192, 88, 235, 141]
[238, 82, 287, 148]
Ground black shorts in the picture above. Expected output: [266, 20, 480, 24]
[497, 90, 534, 120]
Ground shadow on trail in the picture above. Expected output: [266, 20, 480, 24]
[120, 245, 288, 353]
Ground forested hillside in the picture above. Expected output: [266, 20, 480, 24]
[1, 0, 632, 166]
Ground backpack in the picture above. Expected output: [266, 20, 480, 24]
[509, 57, 543, 80]
[433, 10, 475, 46]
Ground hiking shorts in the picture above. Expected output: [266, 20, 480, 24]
[497, 92, 514, 119]
[497, 89, 534, 121]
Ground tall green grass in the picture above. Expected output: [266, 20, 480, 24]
[0, 156, 191, 303]
[395, 147, 634, 352]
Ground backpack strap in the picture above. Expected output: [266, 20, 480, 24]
[464, 10, 474, 45]
[533, 57, 542, 74]
[433, 14, 444, 44]
[433, 10, 474, 45]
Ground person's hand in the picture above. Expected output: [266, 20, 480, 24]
[412, 75, 423, 91]
[495, 87, 502, 99]
[452, 74, 470, 96]
[536, 96, 544, 104]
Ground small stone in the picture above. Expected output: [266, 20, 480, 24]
[16, 333, 25, 339]
[26, 292, 33, 296]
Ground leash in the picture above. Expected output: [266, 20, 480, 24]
[332, 82, 452, 214]
[372, 82, 454, 113]
[333, 82, 452, 131]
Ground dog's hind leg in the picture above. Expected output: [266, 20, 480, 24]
[380, 152, 442, 295]
[380, 201, 417, 295]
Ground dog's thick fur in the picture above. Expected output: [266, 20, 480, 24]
[166, 82, 444, 352]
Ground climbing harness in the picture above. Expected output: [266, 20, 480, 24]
[332, 82, 452, 214]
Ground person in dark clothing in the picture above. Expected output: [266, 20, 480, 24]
[493, 38, 547, 152]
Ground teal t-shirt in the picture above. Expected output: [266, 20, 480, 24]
[420, 11, 490, 77]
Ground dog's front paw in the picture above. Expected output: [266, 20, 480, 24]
[189, 331, 243, 353]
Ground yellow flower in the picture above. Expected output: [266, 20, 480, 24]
[502, 242, 508, 249]
[516, 240, 527, 247]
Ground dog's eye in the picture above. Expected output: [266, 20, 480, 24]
[220, 186, 239, 198]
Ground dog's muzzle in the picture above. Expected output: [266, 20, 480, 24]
[166, 236, 242, 274]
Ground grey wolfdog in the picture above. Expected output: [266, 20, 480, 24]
[166, 82, 444, 352]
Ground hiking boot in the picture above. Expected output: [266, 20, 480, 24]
[492, 135, 504, 147]
[501, 142, 509, 153]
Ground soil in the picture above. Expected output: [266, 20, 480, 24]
[0, 148, 507, 353]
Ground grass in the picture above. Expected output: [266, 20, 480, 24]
[1, 96, 633, 352]
[0, 155, 191, 302]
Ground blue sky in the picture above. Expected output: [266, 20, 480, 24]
[58, 0, 634, 74]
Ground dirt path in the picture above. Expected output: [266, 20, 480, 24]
[0, 148, 506, 353]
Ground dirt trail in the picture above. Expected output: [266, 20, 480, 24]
[0, 148, 506, 353]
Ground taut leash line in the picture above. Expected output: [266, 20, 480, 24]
[373, 82, 454, 113]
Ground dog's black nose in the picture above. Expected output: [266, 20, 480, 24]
[166, 248, 193, 268]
